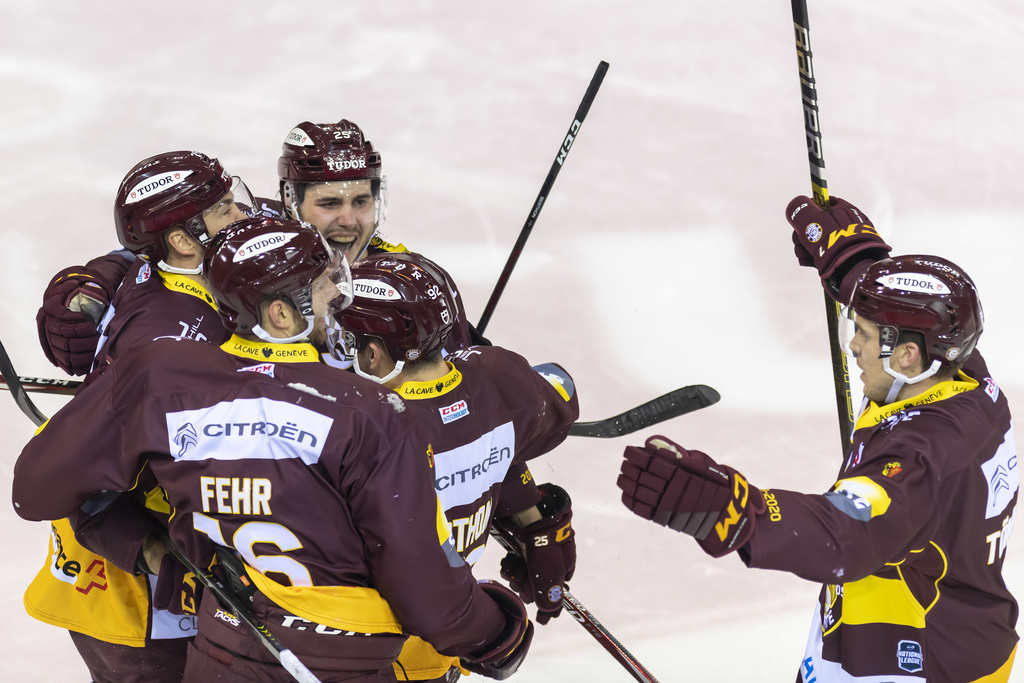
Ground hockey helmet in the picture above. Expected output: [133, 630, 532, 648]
[336, 252, 456, 363]
[115, 151, 253, 263]
[847, 254, 984, 367]
[204, 217, 353, 338]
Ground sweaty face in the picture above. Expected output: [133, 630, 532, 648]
[848, 315, 895, 404]
[296, 180, 376, 265]
[202, 190, 249, 236]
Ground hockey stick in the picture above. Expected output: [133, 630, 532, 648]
[791, 0, 854, 449]
[163, 536, 322, 683]
[0, 341, 50, 426]
[0, 374, 81, 395]
[476, 60, 609, 336]
[569, 384, 720, 438]
[0, 339, 321, 683]
[489, 528, 661, 683]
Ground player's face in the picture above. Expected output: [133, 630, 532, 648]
[307, 269, 344, 348]
[297, 180, 376, 265]
[848, 315, 894, 403]
[202, 190, 248, 236]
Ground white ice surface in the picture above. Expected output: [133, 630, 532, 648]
[2, 1, 1024, 680]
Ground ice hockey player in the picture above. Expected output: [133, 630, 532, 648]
[335, 251, 578, 682]
[13, 217, 534, 682]
[22, 151, 253, 682]
[277, 118, 484, 353]
[616, 195, 1018, 682]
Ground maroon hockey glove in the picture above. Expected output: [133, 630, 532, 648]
[460, 581, 534, 680]
[618, 435, 766, 558]
[36, 265, 114, 375]
[494, 483, 575, 625]
[786, 195, 891, 296]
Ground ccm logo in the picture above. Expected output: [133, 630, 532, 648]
[441, 400, 467, 416]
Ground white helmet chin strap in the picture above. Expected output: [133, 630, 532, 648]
[882, 358, 943, 404]
[252, 316, 315, 345]
[352, 351, 405, 385]
[156, 260, 203, 275]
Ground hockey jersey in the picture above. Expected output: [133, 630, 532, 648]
[392, 346, 579, 678]
[14, 336, 509, 672]
[23, 259, 226, 645]
[744, 352, 1019, 682]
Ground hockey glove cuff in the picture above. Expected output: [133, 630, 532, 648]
[460, 581, 533, 680]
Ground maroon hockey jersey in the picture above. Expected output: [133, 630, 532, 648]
[92, 258, 229, 371]
[744, 352, 1019, 682]
[13, 336, 509, 674]
[390, 346, 578, 679]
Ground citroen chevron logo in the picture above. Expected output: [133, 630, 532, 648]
[174, 423, 198, 457]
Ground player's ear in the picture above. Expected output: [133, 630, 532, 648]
[895, 340, 924, 375]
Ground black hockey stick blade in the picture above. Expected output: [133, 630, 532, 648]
[0, 375, 80, 395]
[569, 384, 720, 438]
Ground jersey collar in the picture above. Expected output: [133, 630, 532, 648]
[856, 371, 979, 431]
[395, 362, 462, 400]
[156, 271, 218, 310]
[220, 334, 322, 364]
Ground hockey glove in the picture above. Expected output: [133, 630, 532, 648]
[786, 195, 891, 297]
[618, 435, 765, 558]
[493, 483, 575, 625]
[460, 581, 534, 680]
[36, 265, 114, 375]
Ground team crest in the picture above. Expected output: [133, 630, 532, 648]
[882, 462, 903, 478]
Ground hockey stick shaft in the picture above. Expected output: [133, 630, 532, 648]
[0, 338, 320, 682]
[569, 384, 720, 438]
[162, 537, 322, 683]
[0, 342, 50, 426]
[489, 529, 661, 683]
[791, 0, 854, 449]
[1, 375, 81, 395]
[475, 61, 609, 336]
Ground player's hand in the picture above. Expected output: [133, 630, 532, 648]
[618, 435, 765, 558]
[460, 581, 533, 680]
[494, 484, 574, 625]
[36, 266, 113, 375]
[786, 195, 890, 281]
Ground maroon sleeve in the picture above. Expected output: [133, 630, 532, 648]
[71, 491, 160, 574]
[83, 251, 134, 297]
[516, 361, 579, 462]
[12, 360, 143, 522]
[743, 445, 940, 583]
[495, 462, 543, 518]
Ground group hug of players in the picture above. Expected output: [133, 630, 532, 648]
[11, 117, 1021, 683]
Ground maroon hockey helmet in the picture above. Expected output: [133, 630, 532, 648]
[115, 151, 248, 262]
[848, 254, 984, 366]
[204, 216, 352, 336]
[278, 120, 383, 184]
[336, 252, 456, 362]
